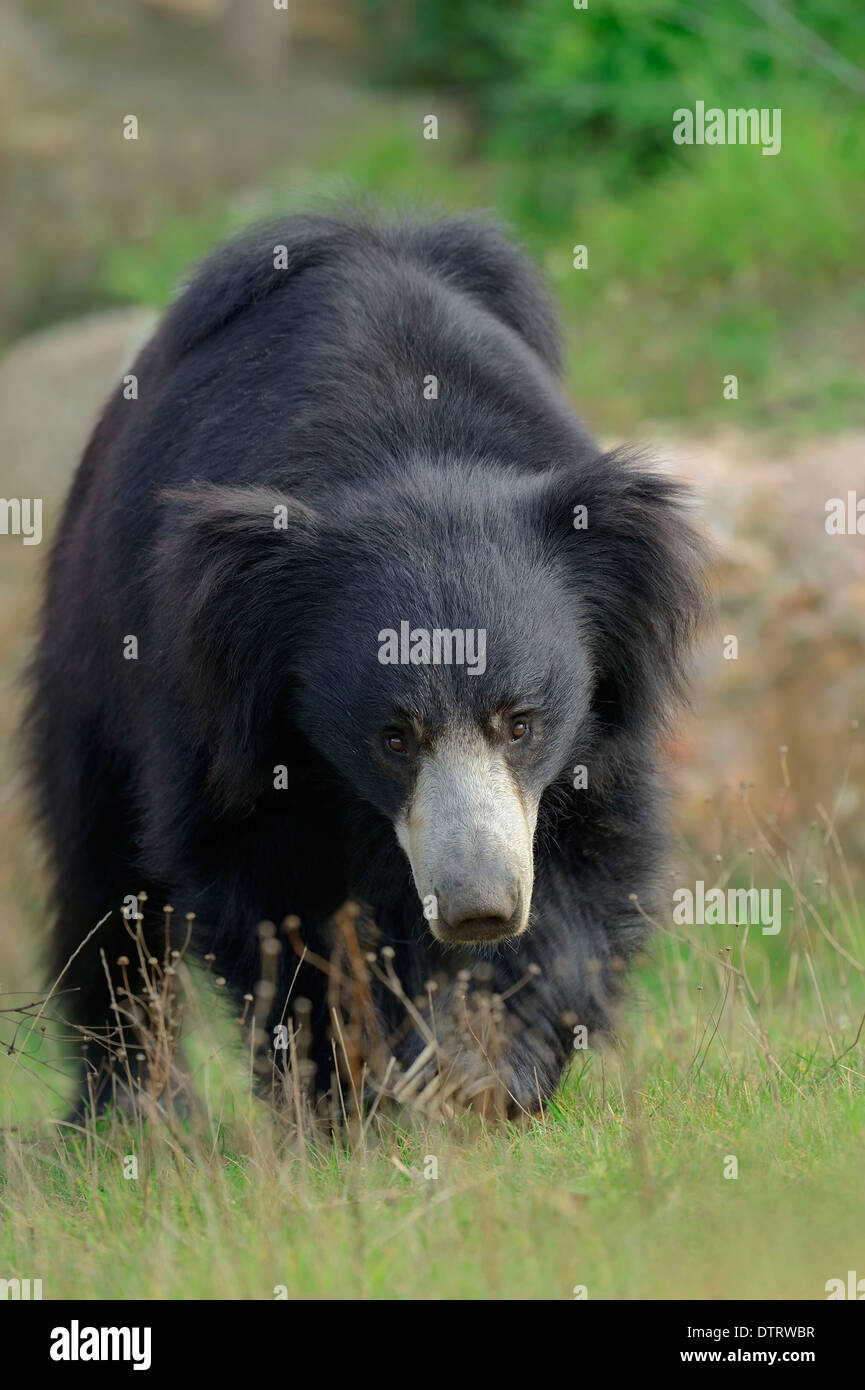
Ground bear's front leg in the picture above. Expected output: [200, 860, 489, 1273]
[382, 961, 585, 1119]
[386, 968, 569, 1118]
[383, 888, 642, 1118]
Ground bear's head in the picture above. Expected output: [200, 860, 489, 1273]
[158, 454, 706, 946]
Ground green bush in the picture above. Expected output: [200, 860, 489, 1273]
[361, 0, 865, 206]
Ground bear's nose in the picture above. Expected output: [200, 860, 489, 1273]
[433, 874, 520, 944]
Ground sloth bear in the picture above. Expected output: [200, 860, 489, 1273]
[27, 210, 706, 1117]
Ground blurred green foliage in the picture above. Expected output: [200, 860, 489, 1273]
[8, 1, 865, 434]
[348, 0, 865, 432]
[361, 0, 865, 201]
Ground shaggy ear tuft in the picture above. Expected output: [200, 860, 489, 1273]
[539, 450, 711, 742]
[153, 485, 320, 807]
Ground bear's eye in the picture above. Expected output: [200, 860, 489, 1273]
[385, 732, 408, 755]
[510, 718, 530, 742]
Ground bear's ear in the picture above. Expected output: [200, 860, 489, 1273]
[153, 484, 322, 808]
[537, 450, 711, 742]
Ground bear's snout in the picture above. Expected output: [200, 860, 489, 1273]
[433, 864, 522, 945]
[393, 729, 537, 947]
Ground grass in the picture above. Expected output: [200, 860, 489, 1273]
[2, 778, 863, 1300]
[2, 1069, 862, 1301]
